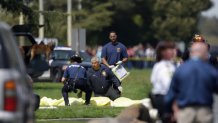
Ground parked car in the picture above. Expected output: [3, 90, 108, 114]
[12, 25, 49, 78]
[0, 22, 36, 123]
[49, 46, 92, 82]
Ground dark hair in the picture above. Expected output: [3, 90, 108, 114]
[109, 31, 117, 35]
[156, 41, 175, 62]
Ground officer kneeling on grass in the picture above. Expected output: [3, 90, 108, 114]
[61, 55, 92, 106]
[87, 57, 122, 101]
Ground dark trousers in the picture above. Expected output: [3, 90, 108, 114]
[95, 87, 120, 101]
[149, 93, 165, 121]
[62, 80, 92, 105]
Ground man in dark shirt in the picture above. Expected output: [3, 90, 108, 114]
[61, 55, 91, 106]
[87, 57, 122, 100]
[165, 42, 218, 123]
[101, 31, 128, 69]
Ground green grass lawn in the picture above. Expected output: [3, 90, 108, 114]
[37, 121, 87, 123]
[34, 69, 152, 119]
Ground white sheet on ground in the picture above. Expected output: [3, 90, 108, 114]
[39, 96, 153, 108]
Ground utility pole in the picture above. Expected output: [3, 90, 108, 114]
[39, 0, 44, 39]
[76, 0, 82, 54]
[67, 0, 72, 47]
[19, 12, 24, 25]
[19, 12, 24, 46]
[78, 0, 82, 10]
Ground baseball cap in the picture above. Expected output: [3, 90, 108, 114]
[70, 54, 82, 63]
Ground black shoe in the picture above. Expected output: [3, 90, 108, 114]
[84, 101, 90, 106]
[65, 102, 70, 106]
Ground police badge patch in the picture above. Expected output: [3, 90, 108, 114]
[102, 71, 107, 76]
[117, 48, 121, 52]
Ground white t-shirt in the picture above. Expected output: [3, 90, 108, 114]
[151, 60, 176, 95]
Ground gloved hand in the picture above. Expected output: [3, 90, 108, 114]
[109, 65, 115, 69]
[116, 60, 123, 65]
[118, 86, 123, 93]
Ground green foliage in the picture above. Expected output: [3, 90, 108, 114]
[74, 2, 113, 31]
[150, 0, 212, 42]
[0, 0, 212, 45]
[34, 0, 114, 43]
[0, 8, 19, 25]
[133, 14, 144, 27]
[0, 0, 37, 26]
[0, 0, 114, 43]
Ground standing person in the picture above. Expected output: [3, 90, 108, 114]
[61, 55, 92, 106]
[87, 57, 122, 100]
[101, 31, 128, 69]
[165, 42, 218, 123]
[150, 41, 176, 122]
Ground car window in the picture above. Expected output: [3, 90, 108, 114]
[80, 52, 91, 62]
[52, 50, 74, 60]
[0, 36, 10, 68]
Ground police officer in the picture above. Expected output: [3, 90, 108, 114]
[87, 57, 122, 100]
[101, 31, 128, 69]
[61, 55, 91, 106]
[182, 34, 218, 68]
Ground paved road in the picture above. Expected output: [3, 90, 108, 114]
[214, 95, 218, 123]
[34, 70, 52, 82]
[38, 70, 50, 79]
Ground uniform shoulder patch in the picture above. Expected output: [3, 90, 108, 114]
[117, 48, 121, 52]
[101, 70, 107, 77]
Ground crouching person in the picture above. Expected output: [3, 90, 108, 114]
[61, 55, 92, 106]
[87, 57, 122, 101]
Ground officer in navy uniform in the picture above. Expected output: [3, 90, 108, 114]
[101, 31, 128, 69]
[61, 55, 91, 106]
[87, 57, 122, 100]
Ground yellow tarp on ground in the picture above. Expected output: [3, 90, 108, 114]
[40, 96, 152, 108]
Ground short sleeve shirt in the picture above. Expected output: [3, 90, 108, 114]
[63, 64, 86, 79]
[101, 42, 128, 65]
